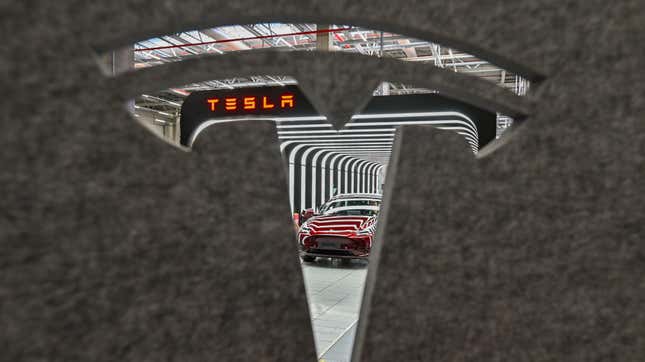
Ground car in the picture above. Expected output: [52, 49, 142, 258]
[298, 193, 382, 262]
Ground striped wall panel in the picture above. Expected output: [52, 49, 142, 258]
[279, 111, 481, 212]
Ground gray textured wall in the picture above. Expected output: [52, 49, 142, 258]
[1, 1, 644, 361]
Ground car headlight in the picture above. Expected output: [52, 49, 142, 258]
[299, 222, 311, 234]
[356, 228, 371, 235]
[356, 222, 376, 235]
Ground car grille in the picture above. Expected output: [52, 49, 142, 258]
[315, 236, 350, 249]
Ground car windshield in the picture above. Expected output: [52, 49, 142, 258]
[325, 208, 379, 216]
[319, 199, 381, 214]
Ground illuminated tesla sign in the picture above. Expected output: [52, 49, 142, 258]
[180, 86, 317, 145]
[182, 86, 309, 119]
[206, 93, 295, 112]
[180, 85, 497, 148]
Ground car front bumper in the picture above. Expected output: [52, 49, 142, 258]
[299, 235, 371, 259]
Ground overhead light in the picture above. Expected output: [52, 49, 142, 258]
[141, 94, 182, 107]
[134, 105, 175, 117]
[170, 88, 190, 96]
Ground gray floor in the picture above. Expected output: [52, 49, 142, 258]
[301, 258, 368, 362]
[318, 323, 358, 362]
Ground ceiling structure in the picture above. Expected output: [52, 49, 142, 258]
[132, 23, 530, 120]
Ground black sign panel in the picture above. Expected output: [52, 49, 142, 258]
[180, 85, 497, 147]
[180, 86, 315, 145]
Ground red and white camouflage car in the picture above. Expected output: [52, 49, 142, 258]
[298, 193, 381, 262]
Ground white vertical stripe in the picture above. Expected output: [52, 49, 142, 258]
[320, 152, 337, 205]
[329, 154, 345, 198]
[337, 156, 353, 195]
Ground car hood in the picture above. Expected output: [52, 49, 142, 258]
[304, 215, 371, 235]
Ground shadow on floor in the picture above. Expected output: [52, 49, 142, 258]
[302, 258, 369, 270]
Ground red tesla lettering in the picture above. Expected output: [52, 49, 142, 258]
[280, 94, 295, 108]
[208, 93, 296, 112]
[262, 96, 275, 109]
[243, 96, 257, 110]
[207, 98, 219, 111]
[225, 97, 237, 111]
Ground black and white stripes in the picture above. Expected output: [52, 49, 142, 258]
[280, 111, 479, 212]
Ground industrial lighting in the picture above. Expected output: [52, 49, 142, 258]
[134, 105, 175, 117]
[141, 94, 181, 107]
[170, 88, 190, 96]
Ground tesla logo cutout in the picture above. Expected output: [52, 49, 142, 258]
[207, 93, 295, 112]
